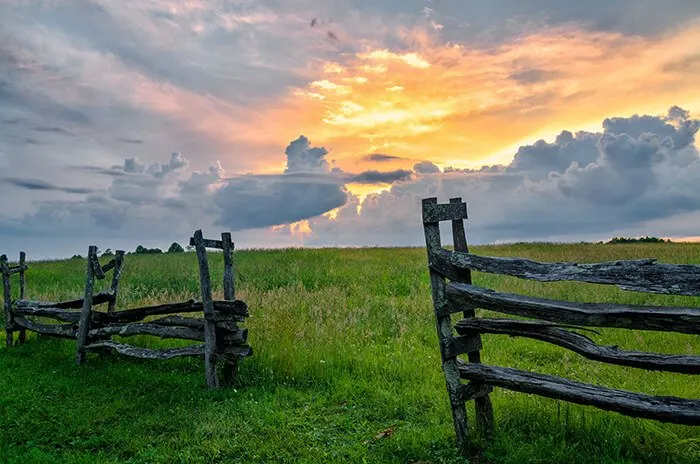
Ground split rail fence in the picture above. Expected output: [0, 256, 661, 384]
[421, 196, 700, 455]
[1, 230, 251, 389]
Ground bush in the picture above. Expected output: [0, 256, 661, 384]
[606, 236, 672, 244]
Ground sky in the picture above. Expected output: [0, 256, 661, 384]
[1, 0, 700, 259]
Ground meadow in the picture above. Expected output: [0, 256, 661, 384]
[1, 243, 699, 464]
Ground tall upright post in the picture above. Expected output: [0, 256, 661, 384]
[1, 255, 13, 348]
[422, 198, 470, 455]
[193, 230, 219, 389]
[108, 250, 125, 313]
[221, 233, 235, 301]
[18, 251, 26, 344]
[75, 246, 97, 364]
[450, 197, 494, 437]
[220, 232, 237, 384]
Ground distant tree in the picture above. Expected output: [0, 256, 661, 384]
[102, 248, 114, 257]
[135, 245, 147, 254]
[71, 254, 83, 260]
[168, 242, 185, 253]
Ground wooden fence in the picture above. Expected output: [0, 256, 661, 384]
[1, 230, 251, 389]
[421, 196, 700, 454]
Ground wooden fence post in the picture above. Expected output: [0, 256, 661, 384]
[220, 232, 237, 385]
[450, 197, 494, 438]
[193, 230, 219, 389]
[1, 254, 13, 348]
[422, 198, 470, 455]
[18, 251, 26, 344]
[222, 232, 235, 301]
[108, 250, 125, 313]
[75, 246, 96, 365]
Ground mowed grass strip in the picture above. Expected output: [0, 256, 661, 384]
[0, 243, 698, 464]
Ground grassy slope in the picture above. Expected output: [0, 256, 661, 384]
[0, 243, 699, 464]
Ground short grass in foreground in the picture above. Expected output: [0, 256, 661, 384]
[0, 243, 699, 464]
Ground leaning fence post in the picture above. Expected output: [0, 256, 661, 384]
[450, 197, 494, 438]
[108, 250, 125, 313]
[193, 230, 219, 389]
[17, 251, 26, 344]
[1, 254, 13, 348]
[75, 246, 97, 364]
[422, 198, 470, 455]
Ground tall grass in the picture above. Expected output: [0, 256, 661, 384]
[0, 243, 698, 463]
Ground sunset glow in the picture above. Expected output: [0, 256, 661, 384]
[2, 1, 700, 257]
[244, 20, 700, 174]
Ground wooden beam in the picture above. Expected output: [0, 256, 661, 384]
[431, 248, 700, 296]
[456, 318, 700, 374]
[188, 237, 223, 249]
[446, 282, 700, 334]
[15, 291, 115, 309]
[422, 201, 468, 223]
[458, 363, 700, 425]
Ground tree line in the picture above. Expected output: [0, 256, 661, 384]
[72, 242, 190, 259]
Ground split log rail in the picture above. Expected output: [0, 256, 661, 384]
[1, 230, 251, 389]
[421, 197, 700, 455]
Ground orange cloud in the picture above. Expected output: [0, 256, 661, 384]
[251, 19, 700, 177]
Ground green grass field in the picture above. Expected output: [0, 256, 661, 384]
[1, 243, 699, 464]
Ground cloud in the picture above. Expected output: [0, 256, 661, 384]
[284, 135, 331, 173]
[348, 169, 413, 184]
[299, 106, 700, 246]
[31, 126, 74, 136]
[414, 161, 440, 174]
[215, 136, 348, 230]
[1, 177, 95, 195]
[363, 153, 407, 162]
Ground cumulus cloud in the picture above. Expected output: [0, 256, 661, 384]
[214, 136, 348, 230]
[284, 136, 331, 173]
[299, 106, 700, 246]
[414, 161, 441, 174]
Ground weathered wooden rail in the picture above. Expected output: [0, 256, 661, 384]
[1, 230, 251, 389]
[421, 197, 700, 455]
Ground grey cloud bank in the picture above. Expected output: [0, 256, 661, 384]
[1, 107, 699, 259]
